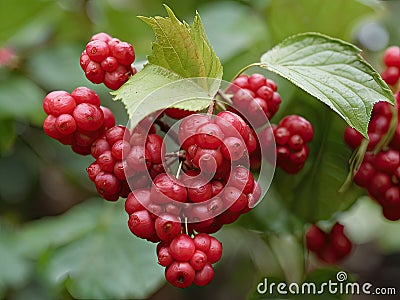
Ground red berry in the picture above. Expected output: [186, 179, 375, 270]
[128, 210, 156, 239]
[165, 261, 195, 288]
[206, 236, 222, 263]
[157, 245, 174, 267]
[125, 189, 150, 214]
[195, 123, 224, 149]
[110, 41, 135, 66]
[86, 40, 109, 62]
[220, 136, 246, 161]
[71, 87, 101, 106]
[100, 56, 119, 72]
[86, 162, 101, 182]
[354, 162, 375, 188]
[214, 111, 248, 141]
[90, 32, 112, 43]
[97, 150, 116, 172]
[55, 114, 76, 135]
[383, 46, 400, 68]
[45, 91, 76, 117]
[165, 108, 195, 119]
[228, 166, 254, 195]
[111, 140, 131, 160]
[95, 172, 121, 196]
[73, 103, 104, 131]
[186, 178, 212, 203]
[106, 125, 127, 145]
[43, 115, 64, 139]
[382, 67, 400, 85]
[100, 106, 116, 130]
[374, 150, 399, 174]
[178, 114, 210, 149]
[80, 51, 90, 71]
[193, 263, 215, 286]
[125, 146, 152, 172]
[146, 134, 164, 164]
[169, 234, 196, 261]
[91, 138, 110, 158]
[193, 233, 211, 253]
[85, 61, 105, 84]
[151, 173, 187, 204]
[189, 250, 207, 271]
[103, 64, 130, 90]
[306, 225, 326, 252]
[155, 213, 182, 242]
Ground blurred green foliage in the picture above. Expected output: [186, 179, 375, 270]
[0, 0, 400, 299]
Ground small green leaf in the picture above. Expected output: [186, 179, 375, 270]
[113, 6, 223, 124]
[112, 64, 217, 129]
[260, 32, 395, 138]
[139, 5, 223, 80]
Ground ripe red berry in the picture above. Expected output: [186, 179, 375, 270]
[169, 234, 196, 262]
[383, 46, 400, 68]
[86, 40, 110, 62]
[110, 41, 135, 66]
[165, 261, 195, 288]
[189, 250, 207, 271]
[220, 136, 246, 161]
[193, 263, 215, 286]
[73, 103, 104, 131]
[103, 64, 130, 90]
[95, 172, 121, 196]
[45, 91, 76, 116]
[71, 87, 101, 106]
[85, 61, 105, 84]
[195, 122, 224, 149]
[125, 189, 151, 214]
[306, 225, 326, 252]
[193, 233, 211, 253]
[43, 115, 65, 139]
[91, 32, 112, 43]
[55, 114, 77, 135]
[128, 210, 156, 239]
[157, 245, 174, 267]
[155, 213, 182, 242]
[206, 236, 222, 263]
[100, 56, 119, 72]
[100, 106, 116, 130]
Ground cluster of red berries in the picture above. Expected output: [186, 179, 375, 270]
[227, 73, 282, 128]
[381, 46, 400, 87]
[306, 223, 352, 264]
[158, 234, 222, 288]
[80, 32, 136, 90]
[344, 93, 399, 220]
[260, 115, 314, 174]
[43, 87, 116, 155]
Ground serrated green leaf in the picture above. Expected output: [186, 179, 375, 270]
[112, 64, 217, 129]
[139, 5, 223, 80]
[260, 32, 395, 138]
[20, 200, 164, 299]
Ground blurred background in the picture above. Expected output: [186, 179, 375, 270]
[0, 0, 399, 299]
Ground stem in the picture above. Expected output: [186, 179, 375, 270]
[155, 118, 179, 144]
[207, 98, 215, 116]
[231, 63, 262, 82]
[184, 217, 189, 235]
[373, 105, 398, 154]
[175, 160, 183, 179]
[216, 89, 232, 105]
[339, 138, 369, 193]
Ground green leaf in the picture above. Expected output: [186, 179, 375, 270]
[113, 6, 223, 123]
[260, 32, 395, 138]
[27, 199, 164, 299]
[112, 64, 217, 129]
[139, 5, 223, 80]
